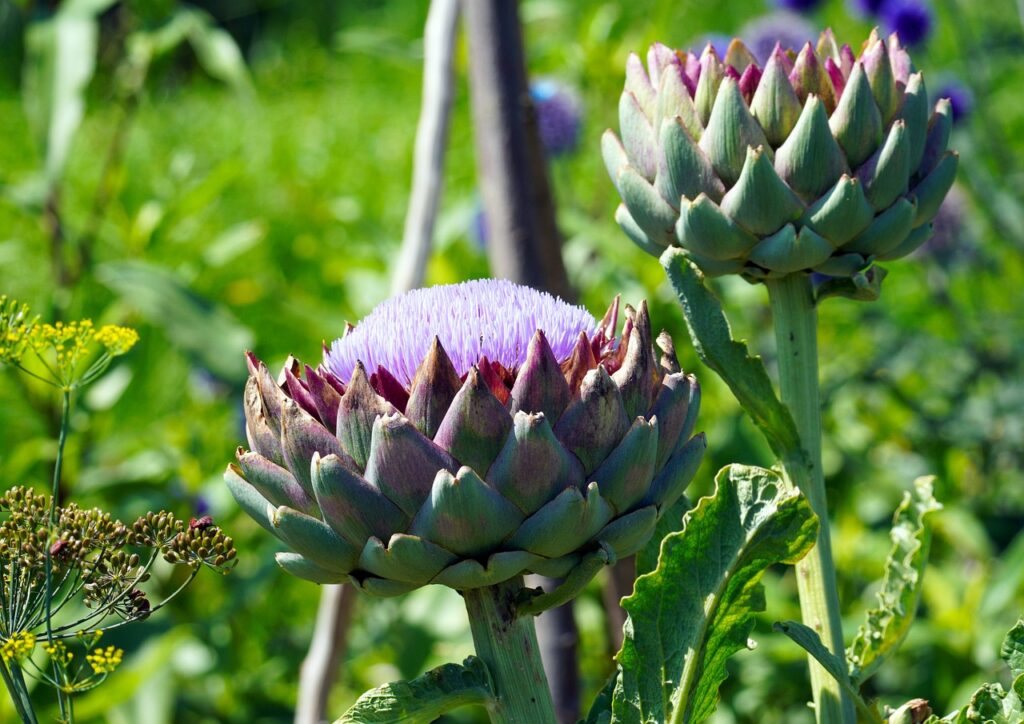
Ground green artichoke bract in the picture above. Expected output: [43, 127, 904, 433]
[225, 280, 704, 599]
[603, 29, 958, 281]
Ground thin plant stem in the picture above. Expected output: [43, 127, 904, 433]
[462, 578, 557, 724]
[1, 656, 38, 723]
[764, 274, 854, 724]
[44, 389, 71, 722]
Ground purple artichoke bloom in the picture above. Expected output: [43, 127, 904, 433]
[774, 0, 826, 12]
[881, 0, 933, 46]
[226, 280, 705, 598]
[531, 79, 583, 157]
[740, 12, 818, 65]
[934, 78, 973, 122]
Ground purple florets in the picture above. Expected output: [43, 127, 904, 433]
[325, 279, 596, 387]
[882, 0, 933, 46]
[740, 12, 818, 65]
[531, 80, 583, 157]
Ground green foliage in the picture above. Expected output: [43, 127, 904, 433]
[927, 622, 1024, 723]
[609, 464, 818, 723]
[336, 656, 493, 724]
[660, 249, 800, 458]
[847, 477, 942, 686]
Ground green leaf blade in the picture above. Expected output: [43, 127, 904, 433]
[611, 464, 818, 724]
[660, 248, 801, 458]
[336, 656, 494, 724]
[847, 476, 941, 686]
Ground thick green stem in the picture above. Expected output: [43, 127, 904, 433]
[463, 578, 557, 724]
[765, 274, 854, 724]
[1, 657, 38, 724]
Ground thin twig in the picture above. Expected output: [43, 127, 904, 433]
[295, 584, 357, 724]
[391, 0, 460, 295]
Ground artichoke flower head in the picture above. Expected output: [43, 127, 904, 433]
[604, 29, 958, 282]
[226, 280, 705, 598]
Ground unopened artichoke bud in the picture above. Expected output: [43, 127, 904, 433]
[604, 30, 958, 282]
[226, 280, 705, 599]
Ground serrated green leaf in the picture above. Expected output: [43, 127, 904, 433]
[335, 656, 494, 724]
[847, 477, 941, 686]
[610, 464, 818, 723]
[1002, 622, 1024, 679]
[636, 494, 691, 577]
[660, 249, 801, 458]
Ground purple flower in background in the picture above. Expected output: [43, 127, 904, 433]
[531, 79, 583, 157]
[740, 12, 818, 65]
[775, 0, 825, 12]
[915, 185, 973, 267]
[689, 33, 732, 59]
[325, 279, 597, 387]
[934, 78, 974, 122]
[849, 0, 891, 17]
[881, 0, 933, 46]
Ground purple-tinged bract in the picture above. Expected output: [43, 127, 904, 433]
[227, 281, 705, 599]
[603, 29, 958, 285]
[325, 279, 595, 388]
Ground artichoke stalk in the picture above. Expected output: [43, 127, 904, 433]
[225, 280, 705, 723]
[606, 29, 957, 724]
[604, 29, 957, 282]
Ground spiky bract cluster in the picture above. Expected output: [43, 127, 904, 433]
[227, 281, 705, 600]
[604, 29, 958, 282]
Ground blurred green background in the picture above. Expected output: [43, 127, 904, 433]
[0, 0, 1022, 721]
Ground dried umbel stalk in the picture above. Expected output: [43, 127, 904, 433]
[227, 279, 705, 600]
[604, 29, 957, 282]
[0, 486, 236, 684]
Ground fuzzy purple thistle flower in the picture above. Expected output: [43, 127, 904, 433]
[227, 280, 705, 597]
[882, 0, 933, 46]
[326, 279, 596, 388]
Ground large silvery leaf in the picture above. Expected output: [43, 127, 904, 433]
[661, 248, 801, 458]
[97, 261, 254, 380]
[611, 464, 818, 723]
[336, 657, 494, 723]
[847, 477, 941, 685]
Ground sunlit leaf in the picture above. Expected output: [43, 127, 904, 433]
[335, 656, 493, 724]
[847, 477, 941, 686]
[660, 248, 801, 458]
[611, 464, 818, 723]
